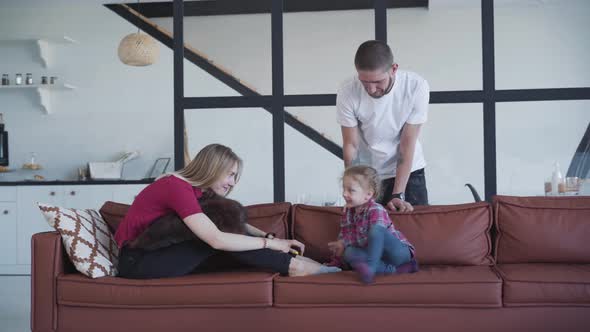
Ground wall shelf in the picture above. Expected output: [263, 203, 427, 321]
[0, 35, 78, 114]
[0, 83, 77, 114]
[0, 35, 78, 68]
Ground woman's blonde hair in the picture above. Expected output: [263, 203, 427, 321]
[172, 144, 243, 195]
[343, 165, 381, 199]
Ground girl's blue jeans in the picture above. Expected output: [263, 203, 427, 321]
[343, 225, 411, 274]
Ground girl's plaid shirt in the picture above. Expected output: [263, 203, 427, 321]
[338, 199, 415, 254]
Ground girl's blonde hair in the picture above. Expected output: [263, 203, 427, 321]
[343, 165, 381, 199]
[169, 144, 243, 195]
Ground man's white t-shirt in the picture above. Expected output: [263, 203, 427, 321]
[336, 70, 429, 179]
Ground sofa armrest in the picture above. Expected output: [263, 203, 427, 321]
[31, 231, 66, 332]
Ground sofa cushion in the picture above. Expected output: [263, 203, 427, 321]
[246, 202, 291, 239]
[496, 263, 590, 307]
[38, 204, 119, 278]
[57, 271, 275, 308]
[494, 196, 590, 263]
[274, 265, 502, 308]
[99, 201, 291, 239]
[291, 203, 494, 265]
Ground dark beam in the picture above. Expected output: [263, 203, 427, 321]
[495, 88, 590, 102]
[184, 96, 273, 109]
[430, 90, 485, 104]
[272, 0, 286, 202]
[173, 0, 184, 170]
[374, 0, 387, 42]
[283, 94, 336, 106]
[179, 88, 590, 109]
[481, 0, 497, 201]
[127, 0, 429, 18]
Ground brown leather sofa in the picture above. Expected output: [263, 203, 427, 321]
[31, 196, 590, 332]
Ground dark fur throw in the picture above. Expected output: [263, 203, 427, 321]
[126, 190, 247, 251]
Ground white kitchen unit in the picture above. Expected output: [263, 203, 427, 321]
[0, 182, 147, 275]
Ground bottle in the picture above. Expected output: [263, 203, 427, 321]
[15, 73, 22, 85]
[1, 74, 8, 86]
[551, 162, 564, 195]
[0, 114, 7, 167]
[25, 73, 33, 85]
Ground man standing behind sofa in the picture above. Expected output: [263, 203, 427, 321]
[337, 40, 430, 212]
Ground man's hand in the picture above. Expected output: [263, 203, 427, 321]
[327, 240, 345, 257]
[386, 198, 414, 213]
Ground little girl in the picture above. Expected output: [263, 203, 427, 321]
[328, 165, 418, 284]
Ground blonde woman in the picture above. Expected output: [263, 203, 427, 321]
[116, 143, 339, 279]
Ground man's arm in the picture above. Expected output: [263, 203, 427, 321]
[341, 126, 359, 168]
[387, 123, 422, 212]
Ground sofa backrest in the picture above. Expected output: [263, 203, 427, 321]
[244, 202, 291, 239]
[494, 195, 590, 264]
[98, 201, 291, 239]
[291, 202, 494, 265]
[99, 201, 130, 234]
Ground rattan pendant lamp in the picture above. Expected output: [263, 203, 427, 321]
[117, 0, 160, 66]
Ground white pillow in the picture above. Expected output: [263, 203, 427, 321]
[38, 203, 119, 278]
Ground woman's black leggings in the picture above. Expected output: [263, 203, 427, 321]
[118, 238, 293, 279]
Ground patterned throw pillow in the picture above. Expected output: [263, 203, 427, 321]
[38, 203, 119, 278]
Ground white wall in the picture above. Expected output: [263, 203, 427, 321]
[0, 4, 231, 182]
[0, 1, 588, 205]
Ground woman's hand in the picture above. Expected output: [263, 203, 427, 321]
[327, 240, 344, 257]
[268, 238, 305, 255]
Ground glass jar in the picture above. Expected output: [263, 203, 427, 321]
[15, 73, 23, 85]
[25, 73, 33, 85]
[1, 74, 8, 86]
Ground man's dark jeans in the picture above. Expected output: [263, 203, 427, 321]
[379, 168, 429, 206]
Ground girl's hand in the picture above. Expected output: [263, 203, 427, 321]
[328, 240, 344, 257]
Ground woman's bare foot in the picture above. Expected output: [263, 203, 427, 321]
[288, 256, 341, 276]
[293, 255, 317, 264]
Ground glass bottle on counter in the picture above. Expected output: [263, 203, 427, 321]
[25, 73, 33, 85]
[15, 73, 23, 85]
[0, 114, 8, 167]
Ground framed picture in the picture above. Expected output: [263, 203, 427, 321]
[147, 158, 171, 179]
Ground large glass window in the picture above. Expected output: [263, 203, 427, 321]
[421, 104, 484, 204]
[496, 100, 590, 196]
[284, 10, 373, 95]
[495, 1, 590, 89]
[284, 106, 342, 205]
[184, 108, 273, 204]
[387, 5, 482, 91]
[153, 10, 272, 97]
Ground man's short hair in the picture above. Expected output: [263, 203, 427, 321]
[354, 40, 394, 71]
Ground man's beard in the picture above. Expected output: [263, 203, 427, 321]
[369, 73, 395, 99]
